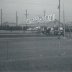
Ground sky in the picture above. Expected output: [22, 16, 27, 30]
[0, 0, 72, 24]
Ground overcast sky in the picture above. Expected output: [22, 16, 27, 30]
[0, 0, 72, 23]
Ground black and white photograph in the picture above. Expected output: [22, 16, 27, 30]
[0, 0, 72, 72]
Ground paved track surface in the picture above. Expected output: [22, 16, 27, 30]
[0, 37, 72, 72]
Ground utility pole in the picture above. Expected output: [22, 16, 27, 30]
[16, 11, 18, 26]
[1, 9, 2, 26]
[63, 3, 65, 37]
[58, 0, 61, 50]
[25, 9, 28, 26]
[43, 10, 46, 25]
[44, 10, 46, 18]
[58, 0, 61, 38]
[25, 9, 28, 19]
[59, 0, 60, 31]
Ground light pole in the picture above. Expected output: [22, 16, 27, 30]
[63, 3, 65, 37]
[25, 9, 28, 26]
[16, 11, 18, 26]
[1, 9, 2, 26]
[58, 0, 61, 39]
[58, 0, 61, 50]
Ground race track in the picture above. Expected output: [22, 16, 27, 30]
[0, 36, 72, 71]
